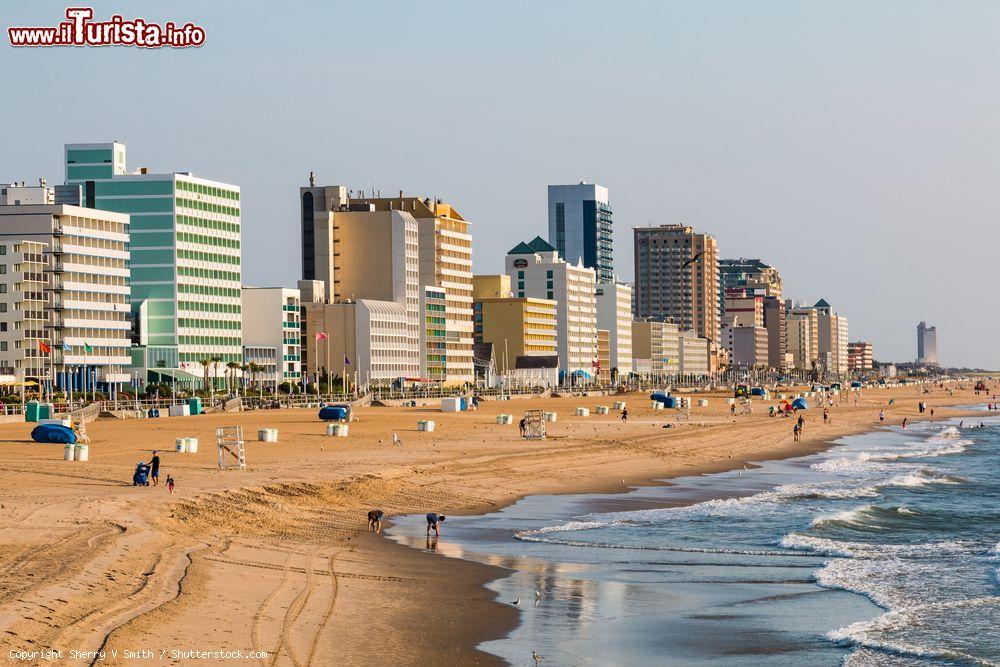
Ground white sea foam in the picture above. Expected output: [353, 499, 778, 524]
[779, 533, 972, 559]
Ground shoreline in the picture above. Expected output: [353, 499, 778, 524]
[380, 402, 983, 665]
[0, 385, 987, 666]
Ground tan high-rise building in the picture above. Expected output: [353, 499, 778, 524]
[786, 303, 819, 371]
[815, 298, 849, 375]
[300, 185, 474, 385]
[633, 224, 720, 343]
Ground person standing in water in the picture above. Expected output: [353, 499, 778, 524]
[426, 512, 446, 537]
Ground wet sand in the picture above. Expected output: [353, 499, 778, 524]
[0, 384, 983, 666]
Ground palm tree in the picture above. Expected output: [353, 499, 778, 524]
[247, 362, 262, 394]
[210, 356, 223, 392]
[226, 361, 240, 395]
[199, 359, 211, 395]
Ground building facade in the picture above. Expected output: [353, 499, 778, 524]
[633, 224, 720, 343]
[65, 142, 242, 386]
[847, 341, 874, 371]
[762, 296, 789, 370]
[815, 298, 849, 375]
[547, 182, 614, 284]
[506, 236, 597, 380]
[473, 296, 558, 373]
[242, 287, 301, 389]
[721, 319, 769, 368]
[917, 321, 938, 365]
[786, 301, 819, 371]
[631, 320, 680, 378]
[0, 203, 132, 391]
[595, 283, 633, 378]
[596, 329, 611, 384]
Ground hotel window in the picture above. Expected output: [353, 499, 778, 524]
[0, 246, 5, 255]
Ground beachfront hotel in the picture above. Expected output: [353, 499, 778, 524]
[0, 197, 132, 392]
[505, 237, 598, 381]
[815, 298, 849, 375]
[847, 341, 874, 371]
[547, 182, 614, 285]
[721, 315, 770, 369]
[786, 301, 820, 371]
[631, 319, 711, 378]
[633, 224, 720, 344]
[595, 282, 633, 377]
[64, 142, 242, 388]
[472, 274, 558, 374]
[241, 287, 302, 391]
[302, 186, 474, 385]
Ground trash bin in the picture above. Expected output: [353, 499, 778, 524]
[188, 397, 202, 416]
[25, 400, 40, 422]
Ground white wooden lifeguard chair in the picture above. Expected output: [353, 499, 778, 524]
[522, 410, 546, 440]
[216, 425, 246, 470]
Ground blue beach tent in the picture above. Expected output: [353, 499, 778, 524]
[31, 424, 77, 444]
[791, 397, 809, 410]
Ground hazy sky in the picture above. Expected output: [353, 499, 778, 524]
[3, 1, 998, 368]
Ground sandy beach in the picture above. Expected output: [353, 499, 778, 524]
[0, 384, 984, 666]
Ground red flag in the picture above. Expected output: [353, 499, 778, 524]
[315, 332, 328, 341]
[39, 341, 51, 354]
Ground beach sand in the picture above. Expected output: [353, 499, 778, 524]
[0, 384, 984, 666]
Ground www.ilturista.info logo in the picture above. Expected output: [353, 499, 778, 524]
[8, 7, 205, 48]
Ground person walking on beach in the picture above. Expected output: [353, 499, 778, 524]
[793, 423, 801, 441]
[166, 475, 175, 494]
[368, 509, 384, 533]
[426, 512, 445, 537]
[150, 451, 160, 487]
[879, 409, 885, 423]
[519, 418, 527, 437]
[621, 408, 628, 422]
[823, 408, 829, 424]
[797, 414, 805, 434]
[902, 417, 908, 429]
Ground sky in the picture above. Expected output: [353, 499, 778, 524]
[2, 0, 998, 368]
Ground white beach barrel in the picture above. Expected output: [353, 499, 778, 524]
[269, 429, 278, 442]
[423, 421, 435, 432]
[187, 438, 199, 453]
[576, 407, 590, 416]
[545, 412, 557, 422]
[176, 438, 187, 453]
[258, 429, 269, 442]
[335, 424, 349, 437]
[697, 399, 709, 407]
[725, 398, 735, 405]
[64, 443, 75, 461]
[496, 415, 506, 424]
[326, 424, 338, 436]
[74, 444, 89, 462]
[651, 401, 664, 410]
[613, 401, 626, 410]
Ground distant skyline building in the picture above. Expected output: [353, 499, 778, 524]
[65, 142, 242, 386]
[719, 258, 783, 300]
[633, 224, 720, 343]
[917, 321, 938, 365]
[548, 182, 614, 284]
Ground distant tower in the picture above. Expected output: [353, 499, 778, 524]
[916, 321, 938, 365]
[547, 182, 614, 284]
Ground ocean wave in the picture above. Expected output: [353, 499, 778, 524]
[809, 504, 921, 530]
[828, 597, 1000, 667]
[512, 530, 795, 556]
[778, 533, 973, 559]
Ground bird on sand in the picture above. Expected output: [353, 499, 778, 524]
[532, 650, 544, 665]
[511, 597, 520, 606]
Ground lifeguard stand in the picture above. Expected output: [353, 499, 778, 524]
[216, 426, 246, 470]
[523, 410, 546, 440]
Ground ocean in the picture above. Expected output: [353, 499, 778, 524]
[388, 412, 1000, 666]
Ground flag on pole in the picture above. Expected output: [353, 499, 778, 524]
[315, 332, 328, 341]
[344, 355, 352, 365]
[84, 342, 93, 354]
[62, 341, 72, 352]
[39, 341, 51, 354]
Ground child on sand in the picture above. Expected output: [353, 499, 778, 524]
[166, 475, 175, 494]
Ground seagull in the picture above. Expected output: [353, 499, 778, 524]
[535, 588, 541, 599]
[532, 650, 544, 665]
[320, 445, 325, 451]
[621, 479, 626, 487]
[392, 433, 402, 446]
[511, 597, 520, 606]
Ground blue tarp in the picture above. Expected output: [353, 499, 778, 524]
[850, 381, 862, 388]
[319, 406, 348, 421]
[31, 424, 77, 444]
[650, 393, 678, 408]
[791, 398, 809, 410]
[750, 387, 766, 396]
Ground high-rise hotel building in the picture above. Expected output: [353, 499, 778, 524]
[548, 182, 614, 284]
[634, 224, 720, 343]
[64, 142, 241, 386]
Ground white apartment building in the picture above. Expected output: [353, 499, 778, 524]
[632, 320, 680, 378]
[0, 203, 132, 392]
[678, 329, 711, 375]
[242, 287, 302, 390]
[595, 283, 633, 377]
[506, 237, 597, 380]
